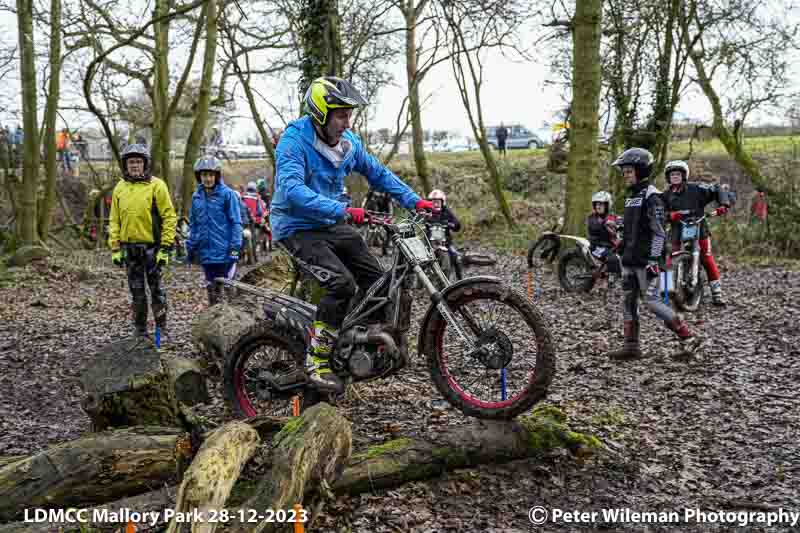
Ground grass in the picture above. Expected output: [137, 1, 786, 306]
[669, 135, 800, 158]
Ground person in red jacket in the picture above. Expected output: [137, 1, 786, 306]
[242, 181, 267, 224]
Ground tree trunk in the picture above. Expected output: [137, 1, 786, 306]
[0, 426, 190, 521]
[181, 0, 218, 212]
[299, 0, 343, 95]
[405, 1, 431, 195]
[16, 0, 40, 246]
[167, 422, 260, 533]
[334, 406, 599, 495]
[80, 337, 208, 431]
[229, 403, 352, 533]
[564, 0, 602, 236]
[648, 0, 680, 175]
[152, 0, 173, 185]
[37, 0, 62, 241]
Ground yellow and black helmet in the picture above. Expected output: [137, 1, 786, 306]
[304, 76, 368, 126]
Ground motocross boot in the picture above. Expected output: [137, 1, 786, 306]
[665, 315, 702, 354]
[306, 321, 344, 394]
[709, 280, 726, 307]
[132, 297, 149, 338]
[607, 320, 642, 360]
[207, 285, 221, 307]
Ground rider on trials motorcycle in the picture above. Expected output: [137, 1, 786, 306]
[269, 76, 435, 394]
[661, 160, 730, 306]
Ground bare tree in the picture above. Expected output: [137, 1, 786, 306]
[562, 0, 603, 236]
[440, 0, 531, 228]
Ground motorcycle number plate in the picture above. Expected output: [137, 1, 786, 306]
[430, 225, 446, 241]
[681, 225, 698, 241]
[400, 236, 434, 263]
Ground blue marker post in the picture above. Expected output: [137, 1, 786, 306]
[155, 325, 161, 349]
[501, 368, 507, 401]
[663, 271, 669, 305]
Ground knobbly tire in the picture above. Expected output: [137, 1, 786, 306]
[422, 281, 556, 420]
[526, 235, 560, 269]
[558, 248, 595, 293]
[224, 321, 315, 418]
[672, 255, 704, 312]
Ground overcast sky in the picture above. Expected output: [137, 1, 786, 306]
[0, 9, 797, 142]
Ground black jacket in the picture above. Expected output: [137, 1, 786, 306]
[425, 207, 461, 245]
[587, 213, 619, 248]
[622, 180, 666, 267]
[662, 182, 729, 241]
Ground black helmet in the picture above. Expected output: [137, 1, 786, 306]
[304, 76, 369, 126]
[612, 147, 654, 180]
[193, 156, 223, 184]
[120, 143, 151, 181]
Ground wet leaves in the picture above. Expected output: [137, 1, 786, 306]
[0, 250, 798, 532]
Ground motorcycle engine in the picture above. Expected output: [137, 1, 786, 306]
[348, 348, 381, 378]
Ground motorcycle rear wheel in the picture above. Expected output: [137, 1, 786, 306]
[421, 280, 556, 420]
[558, 248, 595, 293]
[224, 322, 316, 418]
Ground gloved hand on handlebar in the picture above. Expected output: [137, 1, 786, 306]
[646, 260, 660, 278]
[715, 206, 728, 216]
[415, 199, 436, 212]
[669, 211, 683, 223]
[345, 207, 367, 225]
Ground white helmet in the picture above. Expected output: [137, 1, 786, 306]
[664, 160, 690, 182]
[428, 189, 447, 203]
[591, 191, 612, 205]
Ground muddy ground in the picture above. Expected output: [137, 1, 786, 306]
[0, 247, 798, 532]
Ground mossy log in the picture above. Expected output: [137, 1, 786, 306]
[0, 486, 176, 533]
[333, 405, 601, 495]
[0, 426, 191, 521]
[190, 303, 256, 361]
[229, 403, 352, 533]
[167, 422, 260, 533]
[80, 337, 209, 431]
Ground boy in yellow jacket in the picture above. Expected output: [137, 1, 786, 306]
[108, 144, 177, 338]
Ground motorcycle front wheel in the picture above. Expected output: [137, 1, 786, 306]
[672, 255, 704, 312]
[421, 280, 556, 420]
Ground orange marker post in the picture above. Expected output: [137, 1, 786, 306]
[291, 396, 300, 417]
[527, 270, 533, 299]
[293, 503, 305, 533]
[125, 520, 137, 533]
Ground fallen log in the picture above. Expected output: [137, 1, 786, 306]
[229, 402, 352, 533]
[333, 405, 601, 495]
[167, 422, 260, 533]
[0, 486, 176, 533]
[0, 426, 192, 521]
[190, 304, 256, 363]
[80, 337, 209, 431]
[163, 354, 210, 407]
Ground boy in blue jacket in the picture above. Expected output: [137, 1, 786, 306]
[186, 156, 243, 306]
[270, 76, 434, 393]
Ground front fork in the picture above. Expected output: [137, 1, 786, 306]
[690, 240, 701, 287]
[413, 264, 478, 352]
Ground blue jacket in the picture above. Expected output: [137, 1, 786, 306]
[187, 181, 243, 264]
[270, 116, 421, 241]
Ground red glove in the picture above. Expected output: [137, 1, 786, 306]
[669, 212, 683, 223]
[715, 206, 728, 216]
[416, 199, 435, 212]
[345, 207, 366, 225]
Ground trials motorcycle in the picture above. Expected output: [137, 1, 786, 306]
[220, 211, 555, 420]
